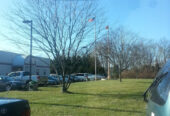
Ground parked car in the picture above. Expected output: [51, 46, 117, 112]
[50, 74, 79, 83]
[144, 60, 170, 116]
[96, 74, 106, 80]
[58, 75, 73, 83]
[74, 73, 89, 82]
[69, 75, 79, 82]
[50, 74, 62, 84]
[47, 76, 58, 85]
[0, 76, 12, 91]
[8, 71, 47, 86]
[6, 76, 26, 90]
[87, 74, 106, 81]
[0, 97, 30, 116]
[88, 74, 95, 81]
[0, 76, 37, 91]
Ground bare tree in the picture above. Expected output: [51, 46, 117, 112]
[157, 38, 170, 64]
[97, 27, 138, 81]
[6, 0, 104, 92]
[97, 27, 170, 80]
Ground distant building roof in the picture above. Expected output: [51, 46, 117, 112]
[0, 50, 50, 67]
[12, 55, 26, 66]
[0, 51, 21, 64]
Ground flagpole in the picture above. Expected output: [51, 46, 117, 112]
[107, 26, 110, 80]
[95, 19, 97, 81]
[88, 17, 97, 81]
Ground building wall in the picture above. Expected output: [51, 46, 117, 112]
[0, 64, 12, 75]
[35, 67, 50, 76]
[35, 56, 50, 76]
[0, 51, 18, 64]
[23, 65, 36, 75]
[0, 51, 19, 75]
[24, 56, 50, 76]
[0, 51, 50, 76]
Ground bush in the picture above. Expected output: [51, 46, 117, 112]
[122, 70, 156, 79]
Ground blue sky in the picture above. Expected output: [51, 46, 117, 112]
[0, 0, 169, 54]
[100, 0, 170, 39]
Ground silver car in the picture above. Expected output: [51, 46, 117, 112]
[144, 60, 170, 116]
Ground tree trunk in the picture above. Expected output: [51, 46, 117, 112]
[62, 74, 68, 93]
[119, 68, 122, 82]
[62, 82, 68, 93]
[119, 72, 122, 82]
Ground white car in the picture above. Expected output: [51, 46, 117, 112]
[8, 71, 47, 85]
[74, 73, 89, 81]
[88, 74, 95, 81]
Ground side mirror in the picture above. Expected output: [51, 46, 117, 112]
[143, 92, 148, 102]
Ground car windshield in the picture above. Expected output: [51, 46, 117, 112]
[8, 73, 16, 77]
[48, 76, 53, 79]
[76, 74, 84, 76]
[23, 72, 30, 76]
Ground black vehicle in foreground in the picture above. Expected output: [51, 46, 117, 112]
[0, 98, 30, 116]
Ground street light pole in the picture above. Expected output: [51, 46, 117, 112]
[30, 21, 33, 81]
[23, 20, 33, 81]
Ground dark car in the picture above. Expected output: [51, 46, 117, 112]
[47, 76, 58, 85]
[0, 97, 30, 116]
[144, 60, 170, 116]
[0, 76, 11, 91]
[0, 76, 27, 91]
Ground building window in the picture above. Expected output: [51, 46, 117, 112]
[43, 71, 46, 76]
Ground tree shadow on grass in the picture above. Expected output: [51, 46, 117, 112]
[30, 102, 144, 114]
[136, 81, 152, 84]
[67, 91, 143, 99]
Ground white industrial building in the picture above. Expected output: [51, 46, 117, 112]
[0, 51, 50, 76]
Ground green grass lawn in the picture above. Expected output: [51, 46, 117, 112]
[0, 79, 153, 116]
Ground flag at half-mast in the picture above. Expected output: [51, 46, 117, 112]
[106, 25, 109, 29]
[88, 17, 95, 22]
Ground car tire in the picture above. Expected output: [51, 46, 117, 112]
[6, 85, 11, 91]
[25, 82, 31, 91]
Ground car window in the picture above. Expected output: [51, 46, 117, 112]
[150, 72, 170, 105]
[48, 77, 52, 79]
[23, 72, 30, 76]
[6, 77, 13, 81]
[157, 72, 170, 103]
[15, 72, 20, 76]
[76, 74, 84, 76]
[8, 73, 16, 77]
